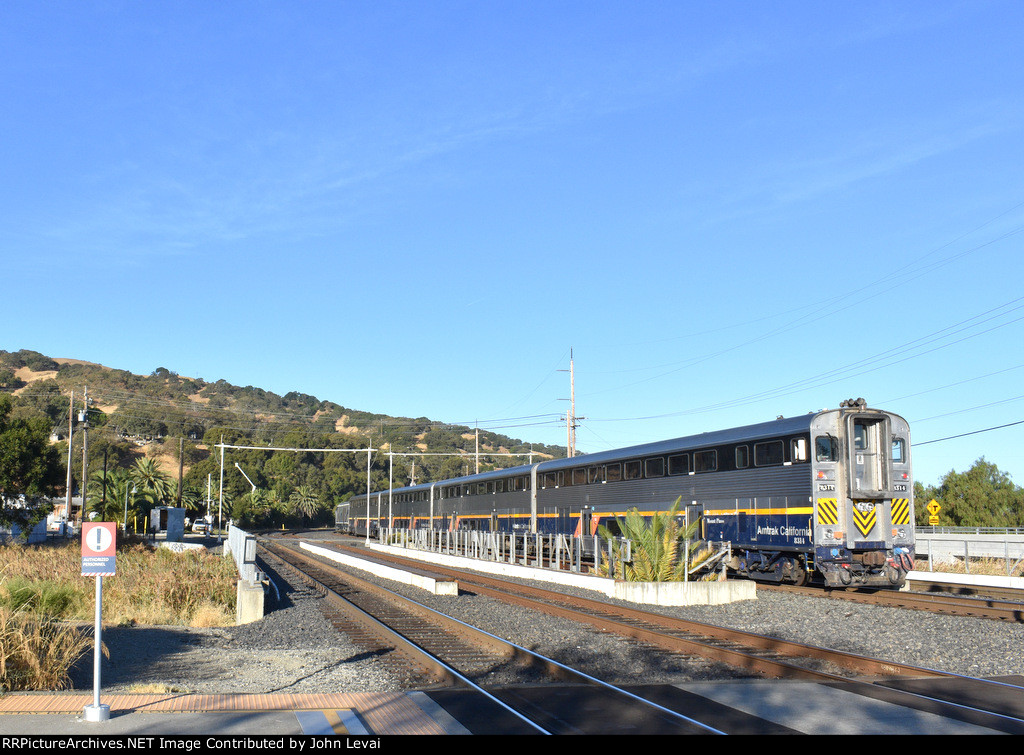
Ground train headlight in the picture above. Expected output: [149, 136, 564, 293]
[896, 527, 907, 540]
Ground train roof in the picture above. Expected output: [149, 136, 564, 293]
[372, 410, 832, 495]
[536, 412, 822, 472]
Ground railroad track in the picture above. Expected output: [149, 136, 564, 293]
[265, 536, 1024, 734]
[758, 583, 1024, 622]
[312, 540, 950, 681]
[259, 540, 726, 734]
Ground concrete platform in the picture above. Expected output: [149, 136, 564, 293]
[0, 681, 1009, 736]
[0, 691, 466, 736]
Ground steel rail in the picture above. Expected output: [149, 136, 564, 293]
[263, 541, 725, 734]
[316, 540, 1024, 734]
[759, 582, 1024, 622]
[328, 542, 950, 681]
[261, 541, 552, 734]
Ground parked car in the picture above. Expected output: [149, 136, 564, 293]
[191, 521, 210, 534]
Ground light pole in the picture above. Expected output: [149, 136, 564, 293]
[234, 463, 257, 493]
[122, 485, 135, 534]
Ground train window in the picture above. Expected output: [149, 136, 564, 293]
[854, 423, 868, 451]
[791, 438, 807, 462]
[735, 446, 749, 469]
[588, 466, 606, 484]
[541, 472, 557, 488]
[624, 460, 642, 480]
[645, 457, 665, 477]
[495, 479, 505, 494]
[815, 436, 838, 462]
[486, 481, 495, 494]
[693, 450, 717, 473]
[668, 454, 689, 475]
[891, 437, 906, 464]
[754, 441, 784, 466]
[572, 468, 587, 486]
[606, 463, 622, 482]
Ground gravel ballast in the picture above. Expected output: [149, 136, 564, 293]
[68, 538, 1024, 695]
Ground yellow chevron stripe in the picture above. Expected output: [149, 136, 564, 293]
[891, 498, 910, 525]
[816, 498, 838, 526]
[853, 506, 876, 537]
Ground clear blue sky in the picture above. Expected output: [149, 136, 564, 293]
[4, 1, 1023, 488]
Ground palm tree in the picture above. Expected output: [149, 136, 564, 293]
[245, 488, 271, 527]
[86, 469, 154, 528]
[289, 485, 321, 527]
[130, 458, 174, 506]
[598, 497, 712, 582]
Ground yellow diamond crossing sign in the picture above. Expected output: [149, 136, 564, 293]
[926, 499, 941, 515]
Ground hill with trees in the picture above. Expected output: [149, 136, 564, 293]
[0, 348, 564, 530]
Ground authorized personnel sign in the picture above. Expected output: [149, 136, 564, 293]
[81, 522, 117, 577]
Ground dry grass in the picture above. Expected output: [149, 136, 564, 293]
[0, 607, 96, 691]
[924, 557, 1023, 578]
[0, 540, 238, 691]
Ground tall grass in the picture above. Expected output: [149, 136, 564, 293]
[0, 540, 238, 691]
[0, 607, 95, 691]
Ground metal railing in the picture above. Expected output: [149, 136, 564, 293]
[380, 527, 634, 578]
[914, 529, 1024, 576]
[917, 526, 1024, 535]
[227, 525, 264, 584]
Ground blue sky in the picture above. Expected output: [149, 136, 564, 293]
[3, 1, 1023, 488]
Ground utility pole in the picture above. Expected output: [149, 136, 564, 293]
[177, 437, 184, 507]
[559, 350, 582, 457]
[66, 390, 74, 526]
[80, 387, 90, 519]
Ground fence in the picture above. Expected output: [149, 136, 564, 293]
[380, 527, 634, 578]
[914, 528, 1024, 576]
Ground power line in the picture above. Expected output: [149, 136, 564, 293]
[914, 420, 1024, 446]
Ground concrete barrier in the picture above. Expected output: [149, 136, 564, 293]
[225, 525, 267, 624]
[611, 578, 756, 606]
[905, 570, 1024, 592]
[236, 579, 266, 625]
[300, 541, 458, 595]
[367, 542, 756, 605]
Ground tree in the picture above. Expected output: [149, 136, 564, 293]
[0, 394, 64, 529]
[926, 458, 1024, 528]
[289, 485, 321, 527]
[87, 468, 155, 525]
[130, 457, 175, 506]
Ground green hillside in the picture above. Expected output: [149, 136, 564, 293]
[0, 348, 565, 529]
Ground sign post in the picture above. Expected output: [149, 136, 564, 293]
[81, 522, 116, 723]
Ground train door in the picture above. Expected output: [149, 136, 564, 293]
[848, 415, 889, 545]
[851, 417, 886, 494]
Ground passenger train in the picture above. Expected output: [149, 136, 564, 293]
[336, 400, 916, 588]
